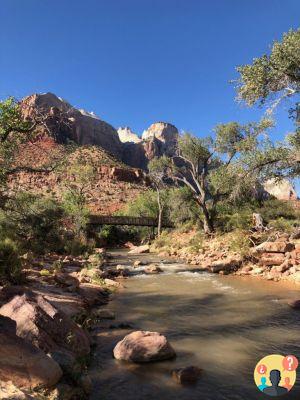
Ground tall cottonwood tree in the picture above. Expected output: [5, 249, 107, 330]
[149, 120, 280, 234]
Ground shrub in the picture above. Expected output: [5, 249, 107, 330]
[228, 230, 251, 257]
[0, 238, 22, 283]
[259, 199, 298, 223]
[6, 193, 66, 254]
[268, 217, 298, 233]
[188, 231, 205, 253]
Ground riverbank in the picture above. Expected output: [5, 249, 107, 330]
[0, 248, 128, 400]
[151, 228, 300, 284]
[1, 238, 300, 400]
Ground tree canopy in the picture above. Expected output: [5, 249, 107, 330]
[148, 119, 291, 233]
[236, 28, 299, 114]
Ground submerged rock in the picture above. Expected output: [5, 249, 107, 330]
[113, 330, 176, 363]
[172, 366, 202, 384]
[144, 264, 162, 274]
[288, 300, 300, 309]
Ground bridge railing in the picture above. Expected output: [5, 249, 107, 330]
[88, 215, 173, 228]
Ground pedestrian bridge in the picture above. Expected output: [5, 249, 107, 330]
[88, 215, 174, 228]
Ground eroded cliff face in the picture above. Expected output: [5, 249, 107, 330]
[21, 93, 124, 159]
[118, 122, 179, 169]
[263, 179, 298, 201]
[21, 94, 179, 170]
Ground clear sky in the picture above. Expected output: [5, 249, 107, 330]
[1, 0, 299, 192]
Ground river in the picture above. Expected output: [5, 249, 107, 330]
[89, 250, 300, 400]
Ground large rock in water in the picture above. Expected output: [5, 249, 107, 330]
[21, 93, 123, 159]
[0, 315, 62, 389]
[0, 292, 90, 358]
[113, 331, 176, 362]
[128, 244, 150, 254]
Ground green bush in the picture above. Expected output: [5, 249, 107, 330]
[259, 199, 299, 223]
[228, 230, 251, 257]
[188, 231, 205, 253]
[0, 238, 22, 283]
[268, 217, 298, 233]
[7, 194, 66, 254]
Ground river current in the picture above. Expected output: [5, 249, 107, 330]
[90, 251, 300, 400]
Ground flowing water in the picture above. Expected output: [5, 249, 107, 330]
[90, 251, 300, 400]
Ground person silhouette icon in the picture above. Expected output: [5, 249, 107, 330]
[283, 377, 292, 391]
[258, 377, 269, 391]
[263, 370, 288, 396]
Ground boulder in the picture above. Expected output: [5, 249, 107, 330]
[0, 315, 62, 389]
[276, 260, 292, 273]
[113, 331, 176, 363]
[49, 349, 81, 378]
[172, 366, 202, 384]
[54, 272, 80, 291]
[0, 293, 90, 358]
[255, 241, 294, 253]
[128, 244, 150, 254]
[104, 278, 122, 288]
[260, 253, 286, 266]
[288, 300, 300, 310]
[288, 300, 300, 309]
[133, 260, 142, 267]
[210, 258, 241, 273]
[144, 264, 162, 274]
[78, 283, 109, 307]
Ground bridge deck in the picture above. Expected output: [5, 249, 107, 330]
[88, 215, 173, 228]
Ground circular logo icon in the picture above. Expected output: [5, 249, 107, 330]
[254, 354, 298, 396]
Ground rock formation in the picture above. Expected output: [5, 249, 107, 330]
[22, 93, 123, 159]
[113, 330, 176, 362]
[117, 127, 141, 143]
[0, 315, 62, 389]
[263, 179, 297, 201]
[21, 93, 180, 171]
[121, 122, 179, 169]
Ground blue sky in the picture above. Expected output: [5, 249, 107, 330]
[1, 0, 299, 192]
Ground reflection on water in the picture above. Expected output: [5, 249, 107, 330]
[90, 252, 300, 400]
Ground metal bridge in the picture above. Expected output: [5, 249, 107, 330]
[88, 215, 173, 228]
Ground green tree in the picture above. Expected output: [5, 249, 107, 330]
[148, 159, 169, 236]
[235, 29, 300, 175]
[150, 120, 277, 234]
[60, 161, 95, 235]
[236, 29, 299, 112]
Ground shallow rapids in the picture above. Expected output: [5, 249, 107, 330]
[89, 250, 300, 400]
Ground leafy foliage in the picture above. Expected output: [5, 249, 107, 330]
[0, 238, 22, 283]
[149, 120, 280, 233]
[236, 29, 300, 108]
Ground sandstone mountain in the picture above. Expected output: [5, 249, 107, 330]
[10, 93, 297, 212]
[21, 93, 179, 170]
[22, 93, 124, 159]
[118, 122, 179, 169]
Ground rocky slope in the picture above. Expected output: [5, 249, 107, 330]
[8, 142, 149, 214]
